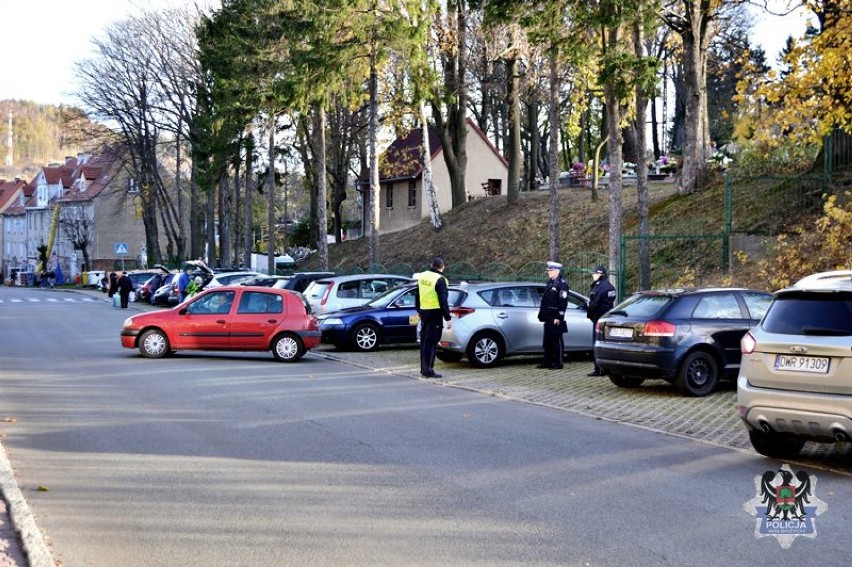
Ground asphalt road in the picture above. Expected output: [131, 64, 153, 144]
[1, 286, 850, 566]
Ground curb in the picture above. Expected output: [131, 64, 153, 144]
[0, 445, 53, 567]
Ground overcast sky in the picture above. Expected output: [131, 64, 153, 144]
[0, 1, 811, 107]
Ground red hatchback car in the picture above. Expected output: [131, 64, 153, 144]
[121, 286, 321, 362]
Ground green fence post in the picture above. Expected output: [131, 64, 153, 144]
[618, 235, 626, 302]
[723, 176, 732, 271]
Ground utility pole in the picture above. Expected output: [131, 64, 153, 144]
[4, 110, 12, 167]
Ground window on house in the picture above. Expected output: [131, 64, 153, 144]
[408, 180, 417, 208]
[385, 183, 393, 209]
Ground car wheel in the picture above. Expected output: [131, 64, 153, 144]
[272, 333, 305, 362]
[436, 351, 464, 363]
[748, 430, 806, 459]
[675, 351, 719, 397]
[608, 374, 645, 388]
[351, 323, 381, 352]
[139, 329, 170, 358]
[467, 332, 504, 368]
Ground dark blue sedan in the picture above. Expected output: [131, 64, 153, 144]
[317, 284, 420, 351]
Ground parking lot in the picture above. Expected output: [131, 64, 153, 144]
[314, 344, 852, 472]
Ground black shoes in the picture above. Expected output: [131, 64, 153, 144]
[421, 372, 443, 378]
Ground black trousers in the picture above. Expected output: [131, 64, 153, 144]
[419, 311, 444, 375]
[542, 320, 564, 368]
[120, 291, 130, 308]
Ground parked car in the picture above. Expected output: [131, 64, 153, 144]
[736, 270, 852, 458]
[120, 286, 320, 362]
[594, 287, 772, 396]
[151, 274, 177, 306]
[436, 282, 593, 368]
[318, 284, 464, 351]
[205, 270, 265, 289]
[243, 272, 336, 294]
[303, 274, 414, 315]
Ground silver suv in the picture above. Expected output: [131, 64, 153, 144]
[736, 270, 852, 458]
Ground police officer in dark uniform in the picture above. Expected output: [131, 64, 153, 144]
[537, 261, 569, 369]
[587, 264, 617, 376]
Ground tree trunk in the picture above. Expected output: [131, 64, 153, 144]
[604, 28, 624, 277]
[368, 47, 380, 267]
[506, 55, 522, 206]
[421, 102, 443, 230]
[634, 15, 651, 291]
[548, 53, 560, 262]
[315, 105, 329, 271]
[266, 114, 277, 274]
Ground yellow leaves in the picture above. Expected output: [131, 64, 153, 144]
[1, 417, 17, 423]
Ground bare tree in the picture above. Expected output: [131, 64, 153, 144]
[58, 205, 96, 271]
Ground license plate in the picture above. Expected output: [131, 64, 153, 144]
[774, 354, 830, 374]
[408, 314, 420, 325]
[607, 327, 634, 339]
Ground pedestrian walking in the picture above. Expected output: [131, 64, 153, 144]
[415, 257, 452, 378]
[117, 271, 133, 309]
[537, 261, 569, 369]
[586, 264, 617, 376]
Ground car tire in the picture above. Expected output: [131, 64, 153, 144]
[139, 329, 170, 358]
[436, 351, 464, 363]
[609, 374, 645, 388]
[675, 351, 719, 397]
[748, 430, 806, 459]
[467, 332, 504, 368]
[272, 333, 305, 362]
[351, 323, 381, 352]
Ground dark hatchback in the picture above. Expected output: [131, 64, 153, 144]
[594, 288, 771, 396]
[317, 284, 421, 351]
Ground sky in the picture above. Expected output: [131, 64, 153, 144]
[0, 1, 813, 107]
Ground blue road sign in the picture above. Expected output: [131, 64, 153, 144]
[115, 242, 129, 255]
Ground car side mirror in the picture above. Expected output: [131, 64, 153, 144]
[179, 307, 188, 315]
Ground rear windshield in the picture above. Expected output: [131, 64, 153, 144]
[762, 292, 852, 336]
[610, 293, 673, 318]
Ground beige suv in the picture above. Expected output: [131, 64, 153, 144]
[736, 270, 852, 458]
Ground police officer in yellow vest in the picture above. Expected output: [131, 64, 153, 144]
[415, 257, 452, 378]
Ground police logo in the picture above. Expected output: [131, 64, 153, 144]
[743, 464, 827, 549]
[561, 291, 567, 299]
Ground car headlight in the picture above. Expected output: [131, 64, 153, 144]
[320, 317, 344, 327]
[123, 317, 134, 328]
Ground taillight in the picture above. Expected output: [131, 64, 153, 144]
[451, 306, 475, 318]
[643, 320, 676, 337]
[741, 331, 756, 354]
[320, 283, 334, 305]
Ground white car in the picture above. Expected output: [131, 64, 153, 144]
[303, 274, 414, 315]
[205, 271, 265, 289]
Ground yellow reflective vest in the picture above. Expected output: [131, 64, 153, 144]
[416, 270, 446, 310]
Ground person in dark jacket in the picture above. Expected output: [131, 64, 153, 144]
[537, 261, 569, 369]
[415, 257, 452, 378]
[117, 271, 133, 309]
[587, 264, 617, 376]
[107, 271, 118, 298]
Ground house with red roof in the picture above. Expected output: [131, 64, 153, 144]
[1, 150, 150, 283]
[366, 119, 509, 234]
[0, 177, 30, 281]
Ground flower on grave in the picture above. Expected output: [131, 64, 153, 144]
[572, 161, 586, 173]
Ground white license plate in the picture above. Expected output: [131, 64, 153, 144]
[607, 327, 634, 339]
[774, 354, 830, 374]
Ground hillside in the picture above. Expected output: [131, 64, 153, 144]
[302, 173, 846, 294]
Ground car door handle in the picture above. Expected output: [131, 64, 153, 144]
[216, 319, 227, 324]
[497, 312, 509, 319]
[267, 319, 277, 324]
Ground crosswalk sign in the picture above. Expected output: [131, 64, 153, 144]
[114, 242, 129, 255]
